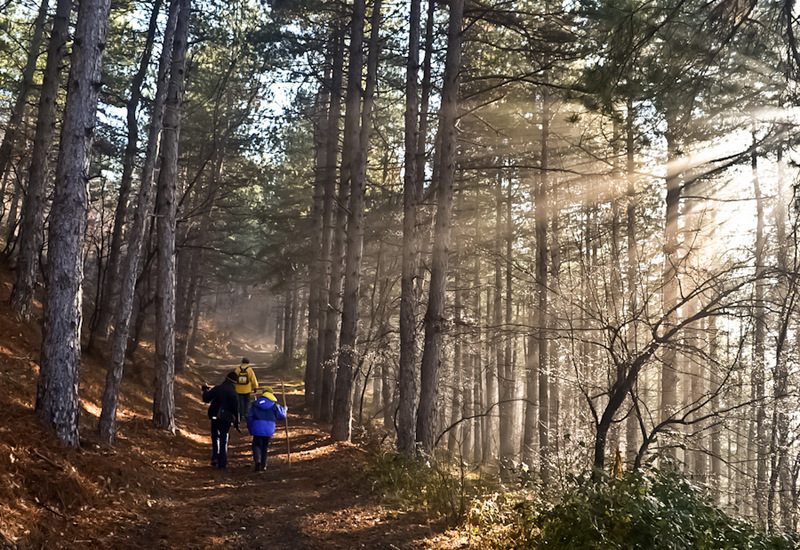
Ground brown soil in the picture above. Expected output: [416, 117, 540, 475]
[0, 261, 467, 550]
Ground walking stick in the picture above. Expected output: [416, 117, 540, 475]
[281, 380, 292, 466]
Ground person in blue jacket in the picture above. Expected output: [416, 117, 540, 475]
[246, 386, 287, 472]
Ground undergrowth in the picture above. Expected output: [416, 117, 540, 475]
[366, 453, 473, 525]
[468, 469, 797, 549]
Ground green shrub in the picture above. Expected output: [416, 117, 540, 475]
[366, 453, 470, 524]
[503, 469, 796, 550]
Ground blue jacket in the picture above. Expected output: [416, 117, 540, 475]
[247, 396, 286, 437]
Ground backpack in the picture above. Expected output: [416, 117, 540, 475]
[237, 366, 249, 386]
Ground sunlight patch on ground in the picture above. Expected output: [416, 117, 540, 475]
[177, 427, 210, 445]
[305, 506, 388, 534]
[82, 401, 101, 418]
[115, 406, 138, 420]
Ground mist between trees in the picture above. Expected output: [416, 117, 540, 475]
[1, 0, 800, 535]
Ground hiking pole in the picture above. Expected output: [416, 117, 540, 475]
[281, 380, 292, 466]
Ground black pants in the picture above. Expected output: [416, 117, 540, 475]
[211, 418, 232, 468]
[237, 393, 251, 419]
[252, 435, 272, 468]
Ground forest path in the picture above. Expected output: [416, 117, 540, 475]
[105, 342, 444, 550]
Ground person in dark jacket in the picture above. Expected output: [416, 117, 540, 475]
[246, 386, 287, 472]
[202, 371, 240, 469]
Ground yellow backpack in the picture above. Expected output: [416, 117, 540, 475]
[237, 366, 249, 386]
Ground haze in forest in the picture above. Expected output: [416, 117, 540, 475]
[1, 0, 800, 546]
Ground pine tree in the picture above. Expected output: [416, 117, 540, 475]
[37, 0, 113, 446]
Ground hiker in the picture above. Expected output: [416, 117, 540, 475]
[247, 386, 287, 472]
[201, 371, 240, 469]
[235, 357, 259, 419]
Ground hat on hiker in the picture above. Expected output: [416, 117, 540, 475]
[241, 357, 250, 364]
[261, 392, 277, 402]
[258, 386, 277, 401]
[225, 370, 238, 382]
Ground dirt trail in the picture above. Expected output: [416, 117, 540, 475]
[97, 351, 446, 550]
[0, 284, 460, 550]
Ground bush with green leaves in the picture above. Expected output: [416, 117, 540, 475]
[366, 453, 469, 524]
[503, 469, 796, 550]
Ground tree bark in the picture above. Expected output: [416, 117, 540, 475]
[153, 0, 192, 433]
[536, 85, 550, 485]
[548, 177, 560, 470]
[416, 0, 464, 454]
[319, 47, 353, 423]
[10, 0, 73, 319]
[708, 315, 722, 497]
[660, 109, 681, 463]
[332, 0, 378, 441]
[773, 145, 793, 530]
[496, 173, 513, 472]
[448, 258, 463, 455]
[304, 54, 331, 407]
[752, 133, 767, 526]
[314, 21, 345, 419]
[397, 0, 423, 456]
[99, 0, 181, 444]
[37, 0, 113, 446]
[175, 249, 201, 373]
[472, 255, 484, 463]
[624, 97, 640, 465]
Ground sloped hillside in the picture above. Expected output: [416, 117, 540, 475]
[0, 259, 463, 550]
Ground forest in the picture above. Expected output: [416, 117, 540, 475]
[2, 0, 800, 546]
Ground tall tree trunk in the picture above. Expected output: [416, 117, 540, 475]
[415, 0, 464, 454]
[472, 255, 484, 463]
[187, 281, 202, 356]
[397, 0, 424, 456]
[448, 257, 463, 455]
[314, 29, 344, 415]
[774, 146, 794, 530]
[304, 58, 331, 407]
[175, 249, 201, 373]
[153, 0, 192, 433]
[708, 315, 722, 497]
[459, 294, 473, 460]
[99, 0, 181, 444]
[660, 111, 681, 464]
[548, 179, 560, 470]
[290, 281, 301, 362]
[606, 118, 623, 464]
[10, 0, 72, 318]
[0, 0, 49, 186]
[94, 0, 164, 340]
[624, 97, 640, 465]
[522, 319, 538, 466]
[496, 172, 513, 472]
[536, 85, 550, 485]
[315, 20, 346, 421]
[332, 0, 378, 441]
[483, 286, 499, 466]
[319, 80, 352, 422]
[752, 134, 767, 526]
[37, 0, 112, 446]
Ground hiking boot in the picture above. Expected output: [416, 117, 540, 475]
[211, 459, 218, 468]
[254, 464, 261, 473]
